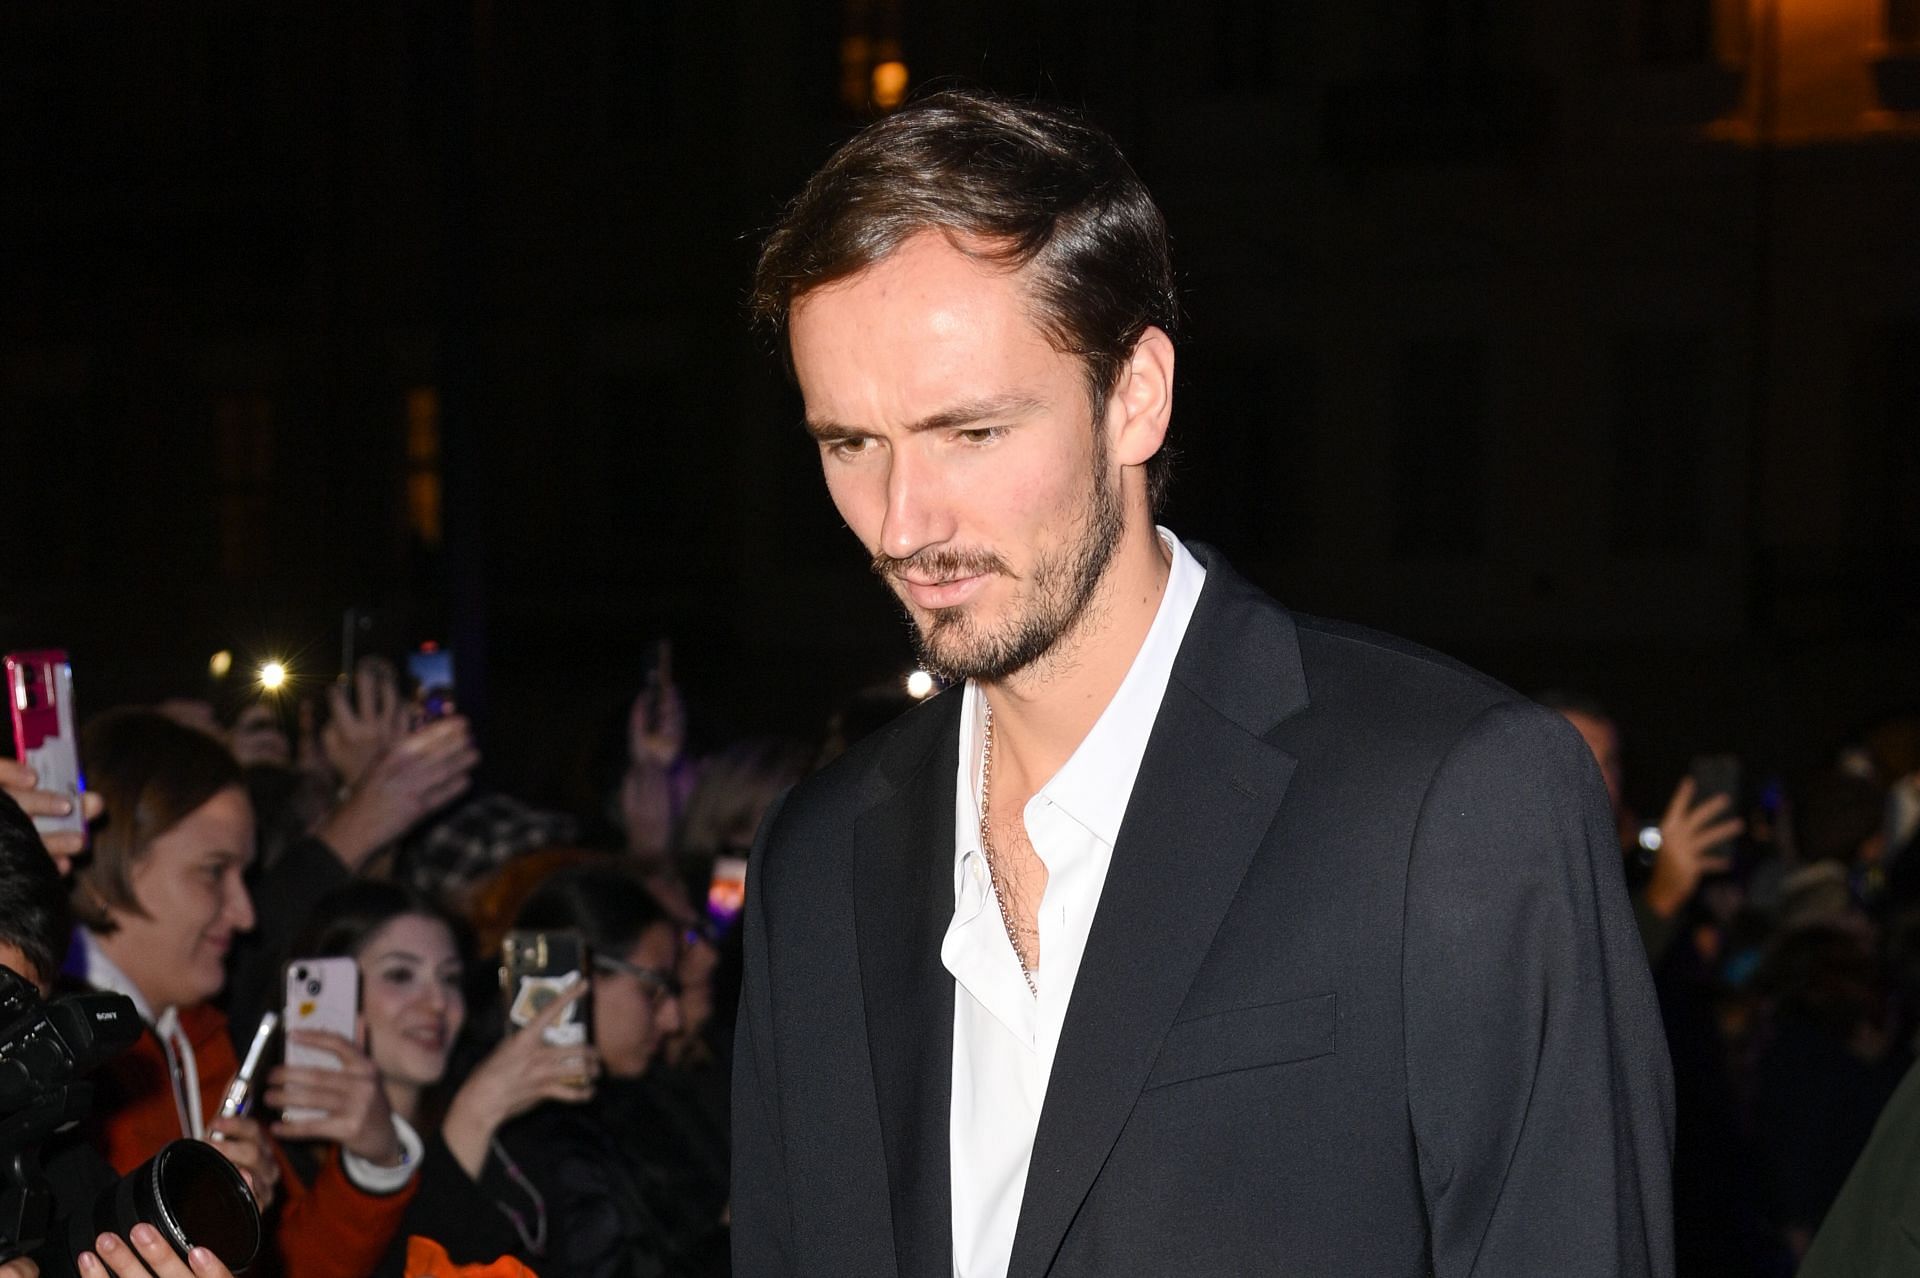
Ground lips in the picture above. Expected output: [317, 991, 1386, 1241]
[900, 573, 988, 610]
[401, 1025, 448, 1051]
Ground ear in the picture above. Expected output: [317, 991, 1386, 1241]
[1107, 326, 1174, 471]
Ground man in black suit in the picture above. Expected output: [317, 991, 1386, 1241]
[734, 88, 1673, 1277]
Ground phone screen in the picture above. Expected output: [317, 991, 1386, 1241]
[407, 644, 456, 720]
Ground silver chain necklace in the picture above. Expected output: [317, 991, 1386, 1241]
[980, 703, 1039, 998]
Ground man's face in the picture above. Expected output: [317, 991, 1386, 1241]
[789, 231, 1126, 683]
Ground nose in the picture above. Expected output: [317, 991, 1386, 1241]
[878, 443, 956, 563]
[655, 992, 684, 1037]
[226, 873, 256, 934]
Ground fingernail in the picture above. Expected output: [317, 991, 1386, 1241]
[79, 1254, 103, 1276]
[131, 1223, 160, 1247]
[191, 1248, 216, 1271]
[97, 1233, 120, 1253]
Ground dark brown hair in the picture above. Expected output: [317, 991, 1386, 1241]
[74, 709, 244, 932]
[751, 87, 1179, 510]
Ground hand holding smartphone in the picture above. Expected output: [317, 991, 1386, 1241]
[501, 930, 590, 1047]
[5, 650, 86, 841]
[282, 958, 359, 1122]
[218, 1011, 282, 1123]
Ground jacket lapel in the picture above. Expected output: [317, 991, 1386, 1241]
[1006, 548, 1308, 1278]
[855, 691, 962, 1278]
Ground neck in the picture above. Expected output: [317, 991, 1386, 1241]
[982, 519, 1171, 792]
[384, 1077, 424, 1125]
[90, 929, 171, 1020]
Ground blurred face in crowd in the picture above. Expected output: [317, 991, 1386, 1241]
[593, 921, 682, 1078]
[1561, 710, 1625, 815]
[99, 785, 256, 1012]
[790, 231, 1130, 684]
[358, 913, 466, 1090]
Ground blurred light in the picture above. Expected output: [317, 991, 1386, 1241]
[209, 650, 234, 679]
[257, 661, 289, 692]
[906, 670, 936, 700]
[1637, 825, 1664, 852]
[872, 60, 909, 110]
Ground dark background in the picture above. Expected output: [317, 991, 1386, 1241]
[4, 0, 1918, 824]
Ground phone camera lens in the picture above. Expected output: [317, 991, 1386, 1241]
[306, 979, 321, 997]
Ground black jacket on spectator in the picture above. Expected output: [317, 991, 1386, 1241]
[502, 1077, 725, 1278]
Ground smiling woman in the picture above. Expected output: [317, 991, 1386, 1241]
[71, 711, 418, 1278]
[287, 880, 597, 1276]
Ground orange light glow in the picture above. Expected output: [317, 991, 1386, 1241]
[872, 60, 909, 110]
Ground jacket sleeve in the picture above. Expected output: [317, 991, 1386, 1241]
[1403, 700, 1675, 1277]
[273, 1145, 418, 1278]
[730, 789, 796, 1276]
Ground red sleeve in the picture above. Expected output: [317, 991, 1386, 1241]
[272, 1145, 417, 1278]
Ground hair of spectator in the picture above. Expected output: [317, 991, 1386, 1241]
[1534, 689, 1615, 725]
[513, 862, 674, 962]
[749, 85, 1180, 512]
[0, 791, 74, 985]
[73, 708, 243, 932]
[673, 736, 813, 861]
[295, 879, 466, 964]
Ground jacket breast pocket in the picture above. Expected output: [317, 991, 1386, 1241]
[1143, 991, 1337, 1091]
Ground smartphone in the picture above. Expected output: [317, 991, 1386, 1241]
[501, 930, 590, 1047]
[218, 1011, 281, 1121]
[5, 651, 87, 840]
[707, 855, 749, 932]
[408, 643, 456, 721]
[283, 957, 360, 1122]
[1689, 752, 1744, 865]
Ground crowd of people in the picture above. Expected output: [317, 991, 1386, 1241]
[2, 643, 1917, 1277]
[0, 654, 896, 1278]
[1544, 695, 1920, 1276]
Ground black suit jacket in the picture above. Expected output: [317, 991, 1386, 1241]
[733, 546, 1674, 1277]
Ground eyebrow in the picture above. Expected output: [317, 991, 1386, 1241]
[804, 392, 1048, 443]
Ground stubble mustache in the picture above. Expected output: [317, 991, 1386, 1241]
[870, 546, 1015, 592]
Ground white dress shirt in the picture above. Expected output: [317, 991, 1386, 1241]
[945, 528, 1205, 1278]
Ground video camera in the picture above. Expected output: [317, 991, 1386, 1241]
[0, 967, 262, 1272]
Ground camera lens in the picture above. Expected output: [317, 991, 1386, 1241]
[291, 965, 306, 982]
[56, 1140, 260, 1274]
[306, 979, 321, 996]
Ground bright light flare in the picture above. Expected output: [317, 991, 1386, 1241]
[257, 661, 289, 692]
[872, 60, 909, 109]
[209, 650, 234, 679]
[905, 670, 936, 700]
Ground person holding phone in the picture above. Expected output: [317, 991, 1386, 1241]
[287, 880, 598, 1276]
[0, 790, 248, 1278]
[67, 711, 419, 1278]
[498, 863, 722, 1278]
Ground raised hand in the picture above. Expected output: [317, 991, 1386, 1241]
[266, 1030, 405, 1167]
[312, 716, 479, 870]
[320, 659, 409, 791]
[1645, 775, 1746, 919]
[441, 981, 600, 1178]
[0, 757, 102, 873]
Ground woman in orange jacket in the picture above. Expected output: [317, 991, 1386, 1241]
[71, 711, 420, 1278]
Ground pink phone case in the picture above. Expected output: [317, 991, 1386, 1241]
[5, 651, 86, 839]
[283, 957, 359, 1122]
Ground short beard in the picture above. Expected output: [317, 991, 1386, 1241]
[871, 431, 1127, 685]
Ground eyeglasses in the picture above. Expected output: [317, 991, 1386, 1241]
[593, 954, 681, 998]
